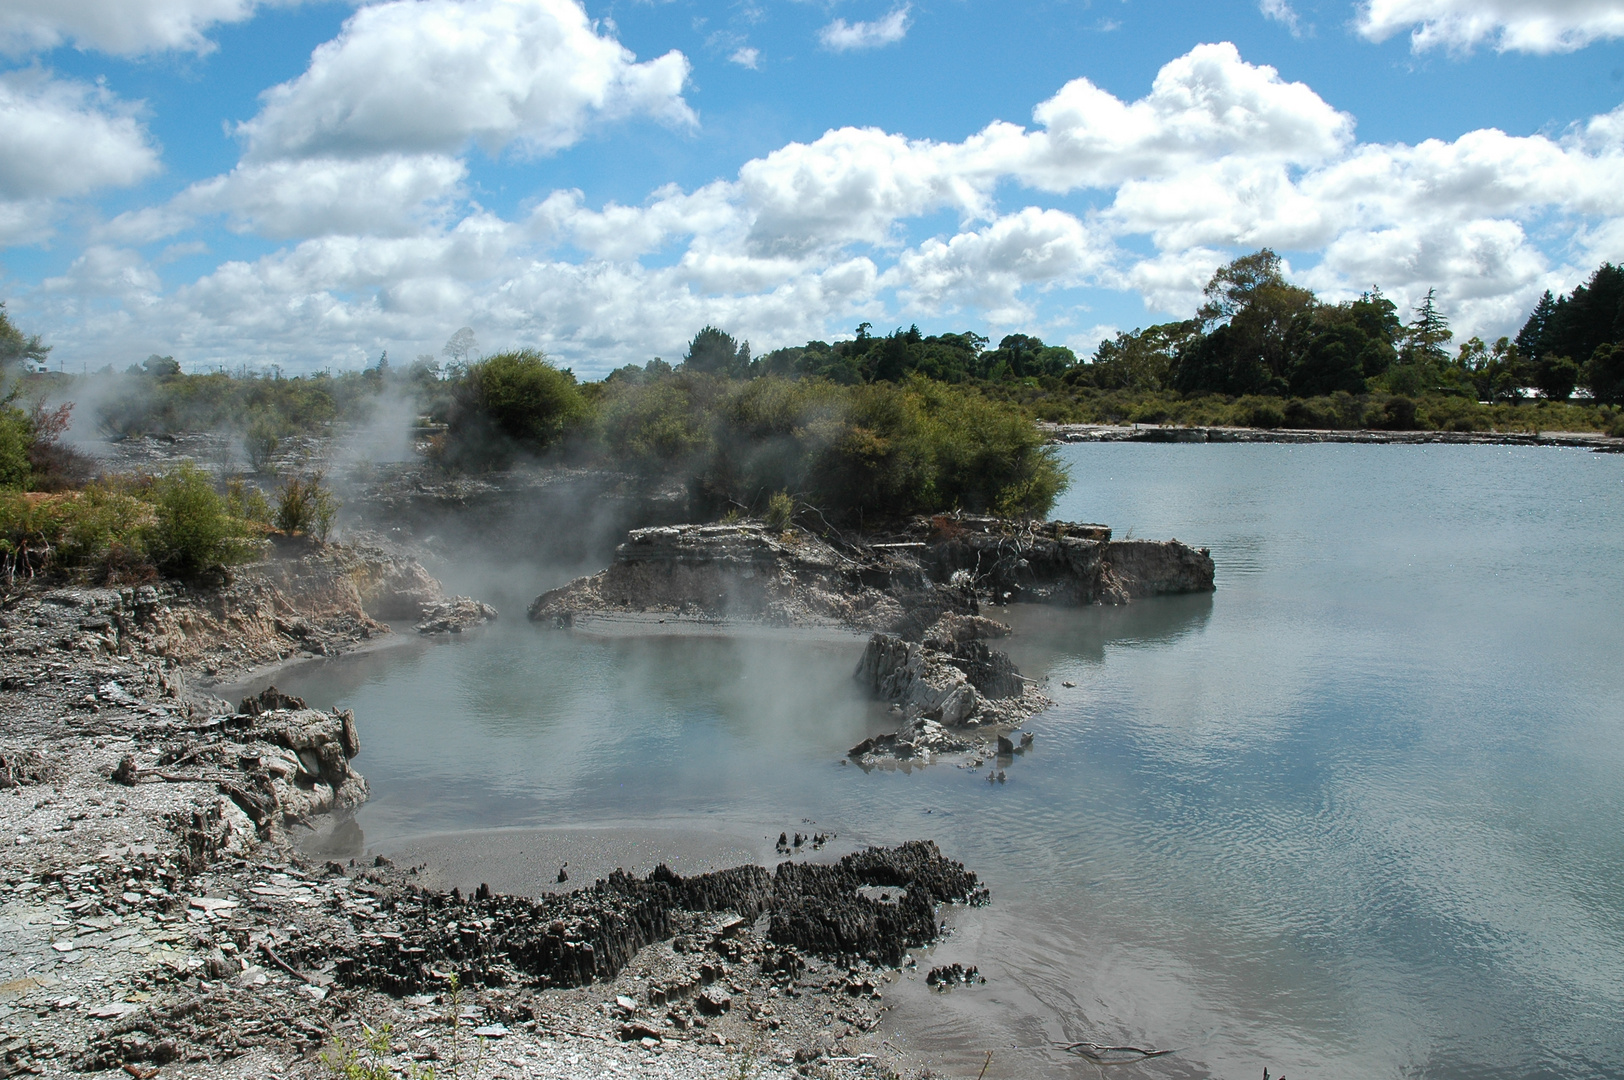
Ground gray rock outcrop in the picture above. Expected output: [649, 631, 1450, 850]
[415, 596, 499, 634]
[529, 515, 1213, 632]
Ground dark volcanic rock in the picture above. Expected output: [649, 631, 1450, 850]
[239, 686, 305, 716]
[274, 842, 983, 995]
[293, 863, 775, 995]
[768, 840, 988, 966]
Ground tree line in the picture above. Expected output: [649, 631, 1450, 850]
[4, 249, 1623, 575]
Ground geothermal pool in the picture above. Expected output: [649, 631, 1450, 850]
[283, 443, 1624, 1080]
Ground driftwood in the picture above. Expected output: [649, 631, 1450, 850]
[260, 942, 321, 986]
[1056, 1041, 1177, 1063]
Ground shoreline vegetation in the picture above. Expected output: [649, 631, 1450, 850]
[5, 249, 1624, 514]
[6, 255, 1622, 584]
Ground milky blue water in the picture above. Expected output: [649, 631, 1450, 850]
[284, 444, 1624, 1080]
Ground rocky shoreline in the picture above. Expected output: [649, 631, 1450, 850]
[530, 515, 1215, 765]
[0, 541, 991, 1080]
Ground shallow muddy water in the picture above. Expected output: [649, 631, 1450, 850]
[283, 443, 1624, 1080]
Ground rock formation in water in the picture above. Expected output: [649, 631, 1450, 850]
[848, 610, 1050, 760]
[527, 522, 926, 630]
[528, 514, 1213, 631]
[276, 839, 984, 995]
[528, 514, 1212, 762]
[414, 596, 499, 634]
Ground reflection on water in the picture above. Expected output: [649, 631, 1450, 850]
[279, 444, 1624, 1080]
[997, 591, 1213, 671]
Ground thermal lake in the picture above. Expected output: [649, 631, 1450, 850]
[280, 442, 1624, 1079]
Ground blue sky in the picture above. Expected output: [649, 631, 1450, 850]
[3, 0, 1624, 376]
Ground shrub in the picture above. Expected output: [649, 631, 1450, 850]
[274, 473, 338, 540]
[0, 486, 154, 587]
[1236, 396, 1286, 429]
[0, 407, 28, 489]
[245, 411, 282, 472]
[909, 379, 1066, 519]
[445, 349, 588, 466]
[594, 374, 714, 473]
[226, 477, 272, 526]
[764, 490, 795, 530]
[693, 376, 1066, 524]
[1370, 395, 1418, 430]
[150, 464, 252, 576]
[1419, 395, 1490, 432]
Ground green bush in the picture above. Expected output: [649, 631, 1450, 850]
[150, 464, 253, 576]
[764, 490, 795, 530]
[665, 375, 1069, 524]
[0, 485, 154, 586]
[1236, 396, 1286, 429]
[226, 477, 272, 526]
[245, 411, 283, 472]
[274, 473, 338, 540]
[594, 374, 714, 472]
[1418, 395, 1491, 432]
[444, 349, 589, 466]
[0, 407, 28, 489]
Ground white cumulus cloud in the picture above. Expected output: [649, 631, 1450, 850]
[0, 0, 294, 57]
[239, 0, 695, 161]
[1357, 0, 1624, 53]
[818, 6, 911, 52]
[0, 72, 161, 201]
[180, 155, 469, 239]
[19, 41, 1624, 371]
[887, 208, 1112, 324]
[0, 70, 161, 245]
[1015, 42, 1354, 191]
[737, 126, 997, 255]
[1259, 0, 1303, 34]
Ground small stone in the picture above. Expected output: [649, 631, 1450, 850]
[188, 897, 238, 915]
[695, 991, 731, 1016]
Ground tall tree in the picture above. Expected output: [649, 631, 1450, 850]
[0, 302, 50, 374]
[1404, 289, 1451, 365]
[1175, 249, 1315, 394]
[683, 325, 750, 377]
[442, 327, 479, 367]
[1516, 290, 1556, 358]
